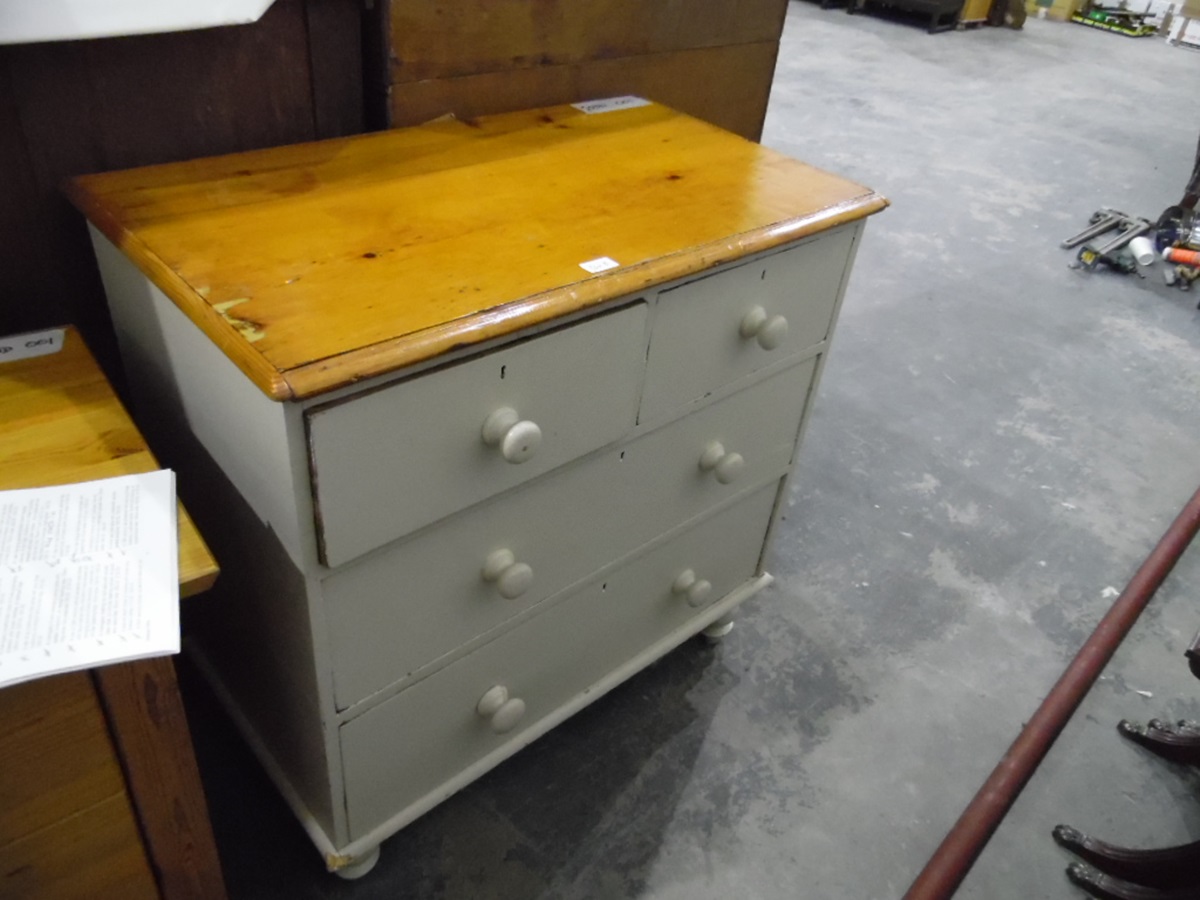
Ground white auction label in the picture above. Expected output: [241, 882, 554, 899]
[579, 256, 620, 274]
[571, 96, 651, 115]
[0, 328, 66, 363]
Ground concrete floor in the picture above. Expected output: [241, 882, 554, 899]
[180, 6, 1200, 898]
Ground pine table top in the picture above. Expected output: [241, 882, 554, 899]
[0, 327, 217, 597]
[68, 100, 887, 401]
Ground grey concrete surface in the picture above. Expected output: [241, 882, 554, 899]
[180, 6, 1200, 898]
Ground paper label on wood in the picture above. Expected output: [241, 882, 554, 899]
[579, 256, 620, 274]
[571, 96, 651, 115]
[0, 328, 65, 363]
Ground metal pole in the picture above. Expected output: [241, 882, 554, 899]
[903, 483, 1200, 900]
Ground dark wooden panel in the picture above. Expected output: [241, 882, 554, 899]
[385, 0, 789, 83]
[0, 54, 73, 336]
[579, 42, 781, 142]
[305, 0, 365, 139]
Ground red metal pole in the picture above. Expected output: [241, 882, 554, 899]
[903, 483, 1200, 900]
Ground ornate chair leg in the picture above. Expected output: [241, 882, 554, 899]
[1146, 719, 1200, 737]
[1054, 825, 1200, 890]
[1185, 626, 1200, 680]
[1117, 720, 1200, 766]
[1066, 863, 1199, 900]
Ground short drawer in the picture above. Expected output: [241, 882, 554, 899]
[339, 484, 778, 841]
[307, 303, 647, 567]
[324, 358, 817, 708]
[640, 224, 857, 421]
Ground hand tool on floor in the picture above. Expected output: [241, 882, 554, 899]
[1062, 208, 1153, 270]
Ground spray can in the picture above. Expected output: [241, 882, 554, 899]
[1162, 246, 1200, 267]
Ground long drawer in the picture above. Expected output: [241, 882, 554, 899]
[306, 303, 648, 568]
[640, 224, 855, 421]
[324, 357, 817, 708]
[338, 483, 778, 841]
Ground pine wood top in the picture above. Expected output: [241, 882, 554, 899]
[0, 328, 218, 598]
[68, 100, 887, 401]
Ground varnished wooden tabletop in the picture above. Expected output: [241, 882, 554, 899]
[68, 101, 887, 401]
[0, 327, 218, 597]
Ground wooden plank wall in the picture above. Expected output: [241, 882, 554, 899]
[0, 0, 364, 378]
[371, 0, 789, 141]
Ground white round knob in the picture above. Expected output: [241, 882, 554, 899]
[482, 549, 534, 599]
[672, 569, 713, 608]
[476, 685, 526, 734]
[698, 441, 745, 485]
[481, 407, 542, 464]
[739, 306, 789, 351]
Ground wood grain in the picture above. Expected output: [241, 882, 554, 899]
[0, 671, 161, 899]
[385, 0, 789, 83]
[68, 102, 888, 400]
[388, 42, 781, 140]
[0, 672, 126, 844]
[0, 326, 218, 595]
[95, 657, 228, 900]
[0, 791, 159, 900]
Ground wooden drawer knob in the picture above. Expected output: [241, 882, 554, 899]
[698, 440, 745, 485]
[481, 549, 534, 599]
[739, 306, 789, 351]
[672, 569, 713, 608]
[481, 407, 542, 464]
[476, 685, 526, 734]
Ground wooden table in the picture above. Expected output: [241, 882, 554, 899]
[0, 327, 225, 899]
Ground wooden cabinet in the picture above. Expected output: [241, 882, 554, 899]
[68, 101, 886, 877]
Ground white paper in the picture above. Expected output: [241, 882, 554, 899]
[571, 96, 651, 115]
[0, 328, 65, 363]
[579, 256, 620, 274]
[0, 1, 277, 46]
[0, 470, 179, 688]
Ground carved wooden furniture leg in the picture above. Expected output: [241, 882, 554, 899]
[1185, 627, 1200, 680]
[1066, 863, 1200, 900]
[1146, 719, 1200, 736]
[1117, 719, 1200, 766]
[1054, 825, 1200, 890]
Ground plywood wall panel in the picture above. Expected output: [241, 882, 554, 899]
[386, 0, 789, 84]
[389, 43, 780, 141]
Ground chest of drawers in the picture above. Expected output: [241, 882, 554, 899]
[69, 100, 886, 876]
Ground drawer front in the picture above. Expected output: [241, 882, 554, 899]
[641, 224, 856, 421]
[339, 484, 778, 840]
[307, 304, 647, 567]
[325, 358, 817, 708]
